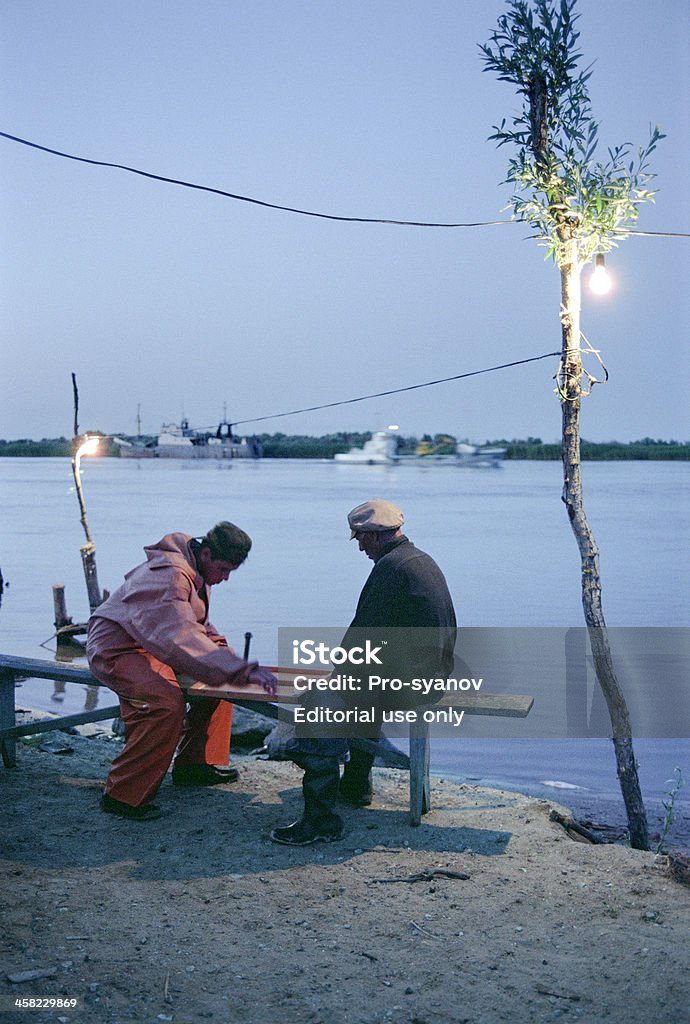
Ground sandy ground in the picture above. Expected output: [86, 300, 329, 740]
[1, 728, 689, 1024]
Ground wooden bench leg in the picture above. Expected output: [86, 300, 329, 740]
[0, 671, 17, 768]
[409, 714, 430, 826]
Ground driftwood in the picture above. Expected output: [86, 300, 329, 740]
[368, 869, 470, 885]
[549, 809, 628, 845]
[662, 852, 690, 887]
[535, 985, 581, 1003]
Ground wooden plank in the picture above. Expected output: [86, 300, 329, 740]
[436, 692, 534, 716]
[0, 654, 101, 686]
[183, 684, 296, 703]
[0, 657, 534, 717]
[0, 705, 121, 741]
[186, 677, 535, 717]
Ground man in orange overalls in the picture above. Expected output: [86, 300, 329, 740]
[87, 521, 276, 821]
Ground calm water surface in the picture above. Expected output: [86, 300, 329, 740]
[1, 457, 688, 843]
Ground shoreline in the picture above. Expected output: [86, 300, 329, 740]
[11, 702, 690, 856]
[2, 728, 689, 1023]
[1, 445, 689, 461]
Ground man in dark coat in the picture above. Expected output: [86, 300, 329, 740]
[270, 499, 457, 846]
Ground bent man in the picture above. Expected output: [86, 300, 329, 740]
[87, 521, 276, 820]
[270, 499, 457, 846]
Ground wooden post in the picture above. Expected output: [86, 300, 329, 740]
[80, 543, 103, 613]
[70, 374, 104, 612]
[521, 79, 650, 851]
[558, 239, 649, 851]
[70, 443, 104, 612]
[0, 670, 17, 768]
[409, 714, 430, 826]
[52, 584, 72, 630]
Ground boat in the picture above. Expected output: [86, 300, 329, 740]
[334, 429, 400, 465]
[404, 437, 506, 466]
[113, 419, 263, 459]
[399, 442, 506, 467]
[453, 442, 506, 467]
[334, 429, 505, 467]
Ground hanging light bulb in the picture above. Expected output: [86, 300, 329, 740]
[589, 253, 612, 295]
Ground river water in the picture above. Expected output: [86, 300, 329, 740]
[1, 456, 688, 845]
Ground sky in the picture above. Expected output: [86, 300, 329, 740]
[1, 0, 688, 444]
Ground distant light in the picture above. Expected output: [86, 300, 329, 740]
[77, 435, 100, 459]
[589, 254, 612, 295]
[387, 424, 400, 431]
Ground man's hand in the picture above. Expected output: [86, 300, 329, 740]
[247, 665, 278, 696]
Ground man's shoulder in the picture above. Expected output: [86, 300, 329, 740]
[378, 541, 449, 592]
[145, 533, 193, 561]
[378, 538, 436, 569]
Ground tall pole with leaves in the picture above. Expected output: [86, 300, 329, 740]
[481, 0, 664, 850]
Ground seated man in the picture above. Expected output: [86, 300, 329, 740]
[87, 521, 276, 820]
[270, 499, 457, 846]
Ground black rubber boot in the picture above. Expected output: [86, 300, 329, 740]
[270, 754, 343, 846]
[339, 747, 375, 806]
[172, 764, 239, 787]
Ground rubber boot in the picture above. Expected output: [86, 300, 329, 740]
[270, 754, 343, 846]
[339, 747, 374, 806]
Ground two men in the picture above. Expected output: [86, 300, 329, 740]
[88, 502, 456, 840]
[87, 521, 276, 820]
[270, 498, 457, 846]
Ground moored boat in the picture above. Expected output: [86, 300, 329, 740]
[453, 442, 506, 467]
[113, 419, 263, 459]
[334, 429, 505, 467]
[334, 429, 400, 465]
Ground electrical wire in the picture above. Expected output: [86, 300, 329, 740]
[3, 132, 689, 237]
[199, 352, 563, 429]
[3, 130, 689, 237]
[611, 228, 690, 239]
[3, 132, 688, 236]
[0, 131, 512, 229]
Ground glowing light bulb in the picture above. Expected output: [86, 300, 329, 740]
[77, 435, 100, 459]
[589, 254, 612, 295]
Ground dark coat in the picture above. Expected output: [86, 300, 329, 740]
[344, 536, 457, 695]
[350, 536, 456, 629]
[283, 536, 458, 755]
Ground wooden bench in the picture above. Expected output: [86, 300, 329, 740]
[0, 654, 533, 826]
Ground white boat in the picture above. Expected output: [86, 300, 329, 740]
[334, 430, 505, 467]
[399, 443, 506, 467]
[334, 430, 400, 465]
[410, 436, 506, 466]
[453, 442, 506, 467]
[113, 419, 263, 459]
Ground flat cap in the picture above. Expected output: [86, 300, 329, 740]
[348, 499, 404, 538]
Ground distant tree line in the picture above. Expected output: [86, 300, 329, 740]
[0, 435, 120, 457]
[496, 437, 690, 460]
[0, 433, 687, 460]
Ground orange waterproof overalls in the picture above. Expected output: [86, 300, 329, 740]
[86, 533, 253, 807]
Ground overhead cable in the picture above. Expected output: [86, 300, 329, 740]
[3, 131, 687, 237]
[221, 352, 563, 428]
[0, 131, 510, 229]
